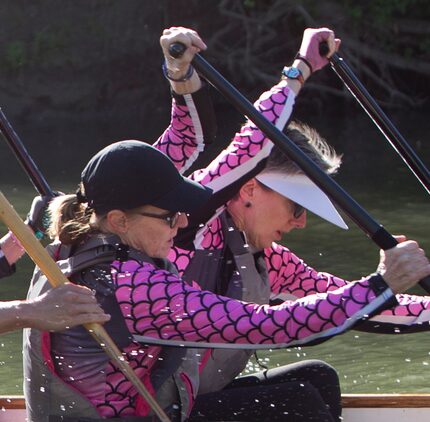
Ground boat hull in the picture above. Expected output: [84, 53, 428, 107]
[1, 394, 430, 421]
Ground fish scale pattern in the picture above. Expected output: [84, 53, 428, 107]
[97, 343, 160, 417]
[108, 257, 379, 349]
[189, 82, 292, 187]
[155, 99, 201, 170]
[265, 243, 430, 321]
[389, 293, 430, 317]
[162, 78, 430, 332]
[80, 253, 387, 417]
[265, 243, 347, 297]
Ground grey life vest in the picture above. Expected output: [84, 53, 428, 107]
[23, 234, 198, 422]
[181, 211, 271, 394]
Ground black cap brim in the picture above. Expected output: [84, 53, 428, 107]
[152, 175, 212, 213]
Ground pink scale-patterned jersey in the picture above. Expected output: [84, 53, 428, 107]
[112, 259, 384, 346]
[28, 81, 428, 422]
[101, 255, 390, 416]
[24, 91, 219, 421]
[156, 87, 216, 174]
[161, 80, 430, 334]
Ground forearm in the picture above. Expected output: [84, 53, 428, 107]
[0, 300, 33, 334]
[116, 261, 396, 348]
[282, 58, 312, 96]
[267, 243, 347, 299]
[167, 68, 202, 95]
[189, 82, 296, 191]
[354, 292, 430, 334]
[155, 84, 216, 173]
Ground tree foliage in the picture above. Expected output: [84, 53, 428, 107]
[0, 0, 428, 124]
[184, 0, 430, 109]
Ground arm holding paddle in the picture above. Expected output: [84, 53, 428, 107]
[377, 235, 430, 294]
[289, 27, 340, 94]
[160, 26, 207, 94]
[156, 27, 217, 173]
[0, 194, 52, 277]
[0, 195, 111, 335]
[157, 27, 430, 335]
[162, 26, 340, 97]
[0, 283, 110, 335]
[157, 26, 340, 180]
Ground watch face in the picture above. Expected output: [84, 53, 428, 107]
[285, 67, 300, 79]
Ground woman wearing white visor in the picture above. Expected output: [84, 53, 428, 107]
[158, 26, 430, 421]
[178, 121, 347, 422]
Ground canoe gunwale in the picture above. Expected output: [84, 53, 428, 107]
[2, 394, 430, 410]
[341, 394, 430, 408]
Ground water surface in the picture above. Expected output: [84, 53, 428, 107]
[0, 110, 428, 395]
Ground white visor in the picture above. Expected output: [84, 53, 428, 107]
[255, 172, 348, 230]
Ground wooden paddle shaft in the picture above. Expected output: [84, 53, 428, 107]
[0, 191, 170, 422]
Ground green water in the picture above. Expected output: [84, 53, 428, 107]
[0, 110, 429, 395]
[0, 179, 429, 395]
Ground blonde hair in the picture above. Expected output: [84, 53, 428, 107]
[263, 121, 342, 176]
[47, 189, 105, 245]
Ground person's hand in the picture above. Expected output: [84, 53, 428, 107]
[297, 27, 341, 73]
[160, 26, 207, 80]
[25, 194, 61, 239]
[377, 235, 430, 294]
[24, 283, 110, 331]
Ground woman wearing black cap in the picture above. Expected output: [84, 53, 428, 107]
[22, 139, 430, 422]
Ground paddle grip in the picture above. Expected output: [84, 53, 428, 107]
[319, 41, 330, 57]
[372, 226, 430, 293]
[168, 42, 186, 59]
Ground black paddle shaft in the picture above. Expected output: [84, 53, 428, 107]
[0, 108, 54, 197]
[319, 44, 430, 195]
[169, 42, 430, 293]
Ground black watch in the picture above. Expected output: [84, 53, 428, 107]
[281, 66, 305, 85]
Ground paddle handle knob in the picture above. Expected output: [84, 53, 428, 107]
[168, 42, 186, 59]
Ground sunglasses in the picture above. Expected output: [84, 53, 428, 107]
[138, 210, 182, 228]
[292, 202, 305, 219]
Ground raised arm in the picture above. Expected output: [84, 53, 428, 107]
[155, 27, 216, 173]
[0, 195, 52, 279]
[0, 231, 23, 278]
[188, 28, 340, 193]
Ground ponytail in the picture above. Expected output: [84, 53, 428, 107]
[47, 194, 99, 245]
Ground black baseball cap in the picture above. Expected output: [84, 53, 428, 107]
[80, 140, 212, 214]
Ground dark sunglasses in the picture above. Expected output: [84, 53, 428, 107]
[292, 202, 305, 219]
[138, 210, 182, 228]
